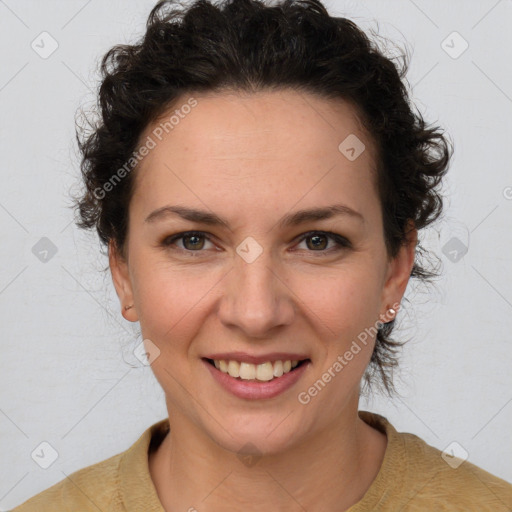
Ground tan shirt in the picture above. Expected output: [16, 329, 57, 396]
[12, 411, 512, 511]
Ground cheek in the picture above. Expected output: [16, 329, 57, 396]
[295, 265, 383, 387]
[133, 265, 211, 400]
[133, 260, 218, 344]
[296, 265, 382, 333]
[294, 273, 381, 408]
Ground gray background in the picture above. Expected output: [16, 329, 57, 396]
[1, 0, 511, 508]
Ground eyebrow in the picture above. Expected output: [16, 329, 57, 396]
[144, 203, 365, 229]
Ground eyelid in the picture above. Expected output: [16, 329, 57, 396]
[162, 230, 217, 252]
[161, 230, 351, 254]
[292, 230, 352, 252]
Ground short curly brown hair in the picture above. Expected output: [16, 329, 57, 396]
[72, 0, 453, 395]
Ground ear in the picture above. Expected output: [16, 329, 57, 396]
[109, 239, 138, 322]
[379, 220, 417, 321]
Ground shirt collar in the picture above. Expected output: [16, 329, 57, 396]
[119, 417, 170, 511]
[117, 411, 402, 510]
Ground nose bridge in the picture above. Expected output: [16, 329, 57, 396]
[219, 242, 294, 335]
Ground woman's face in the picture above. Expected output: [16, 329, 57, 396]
[110, 89, 415, 454]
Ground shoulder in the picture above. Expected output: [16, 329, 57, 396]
[356, 411, 512, 511]
[11, 418, 169, 512]
[399, 430, 512, 510]
[11, 451, 124, 512]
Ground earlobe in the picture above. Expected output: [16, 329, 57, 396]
[109, 240, 138, 322]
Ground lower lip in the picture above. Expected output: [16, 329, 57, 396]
[203, 359, 311, 400]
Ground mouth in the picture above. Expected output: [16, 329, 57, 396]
[202, 357, 311, 382]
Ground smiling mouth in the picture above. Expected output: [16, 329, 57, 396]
[203, 357, 311, 382]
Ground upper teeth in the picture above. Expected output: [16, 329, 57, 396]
[213, 359, 300, 381]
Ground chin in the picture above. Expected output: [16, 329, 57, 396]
[205, 410, 306, 458]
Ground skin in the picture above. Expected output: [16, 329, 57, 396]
[109, 89, 417, 511]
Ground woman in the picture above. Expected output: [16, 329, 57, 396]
[13, 0, 512, 510]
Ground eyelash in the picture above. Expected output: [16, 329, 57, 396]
[160, 230, 351, 256]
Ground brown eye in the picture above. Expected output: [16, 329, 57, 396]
[182, 233, 206, 250]
[305, 233, 329, 250]
[295, 231, 351, 254]
[161, 231, 214, 252]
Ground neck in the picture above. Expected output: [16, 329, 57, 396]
[149, 405, 387, 512]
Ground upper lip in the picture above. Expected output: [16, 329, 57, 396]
[203, 352, 311, 365]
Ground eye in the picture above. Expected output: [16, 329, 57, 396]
[160, 230, 351, 256]
[294, 231, 351, 254]
[161, 231, 215, 253]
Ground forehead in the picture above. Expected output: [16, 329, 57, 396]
[132, 89, 378, 219]
[140, 88, 373, 159]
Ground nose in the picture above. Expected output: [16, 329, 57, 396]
[217, 248, 295, 338]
